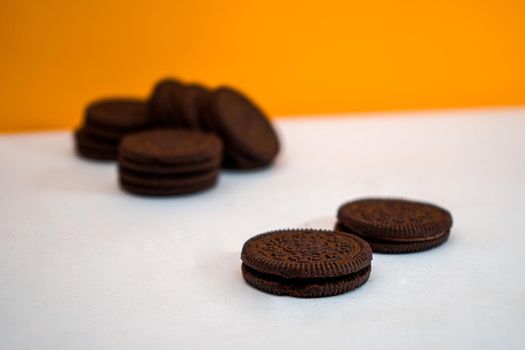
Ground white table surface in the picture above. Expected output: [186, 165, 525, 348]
[1, 108, 524, 350]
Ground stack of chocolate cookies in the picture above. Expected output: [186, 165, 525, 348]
[75, 78, 280, 196]
[75, 98, 150, 160]
[118, 129, 222, 196]
[75, 99, 150, 160]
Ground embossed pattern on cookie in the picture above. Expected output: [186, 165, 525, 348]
[337, 198, 453, 239]
[241, 228, 373, 297]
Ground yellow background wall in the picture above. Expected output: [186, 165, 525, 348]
[0, 0, 524, 131]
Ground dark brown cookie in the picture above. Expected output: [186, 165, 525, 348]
[120, 174, 218, 196]
[176, 83, 210, 128]
[240, 229, 372, 297]
[241, 264, 371, 298]
[202, 86, 280, 169]
[334, 222, 450, 254]
[336, 198, 453, 253]
[118, 153, 221, 175]
[148, 79, 186, 127]
[84, 98, 150, 139]
[149, 79, 210, 128]
[221, 150, 275, 170]
[119, 167, 218, 188]
[117, 129, 222, 196]
[119, 129, 222, 165]
[75, 98, 150, 162]
[75, 146, 116, 161]
[74, 128, 118, 160]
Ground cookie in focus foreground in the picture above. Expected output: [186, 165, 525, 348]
[241, 229, 372, 298]
[336, 198, 453, 253]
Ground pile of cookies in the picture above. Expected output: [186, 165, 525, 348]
[75, 79, 280, 195]
[119, 130, 223, 196]
[240, 198, 453, 298]
[73, 81, 454, 300]
[75, 99, 150, 160]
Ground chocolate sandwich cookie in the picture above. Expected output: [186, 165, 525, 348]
[74, 129, 118, 160]
[241, 229, 372, 298]
[118, 129, 222, 196]
[149, 79, 210, 129]
[84, 98, 150, 139]
[178, 84, 210, 128]
[119, 153, 221, 175]
[202, 86, 280, 169]
[75, 98, 150, 160]
[119, 174, 218, 196]
[336, 198, 453, 253]
[120, 168, 218, 189]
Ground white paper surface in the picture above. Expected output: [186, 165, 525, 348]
[1, 108, 524, 349]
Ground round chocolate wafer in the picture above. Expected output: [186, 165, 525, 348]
[120, 174, 218, 196]
[149, 79, 210, 128]
[119, 129, 223, 165]
[176, 83, 210, 128]
[119, 167, 218, 188]
[74, 128, 118, 160]
[119, 154, 221, 175]
[241, 264, 371, 298]
[334, 222, 450, 254]
[149, 79, 186, 127]
[240, 229, 372, 297]
[76, 146, 117, 161]
[202, 86, 280, 169]
[337, 198, 453, 241]
[222, 150, 274, 170]
[84, 98, 150, 139]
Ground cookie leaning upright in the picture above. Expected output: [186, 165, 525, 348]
[241, 229, 372, 298]
[202, 87, 280, 169]
[149, 79, 210, 129]
[74, 98, 150, 160]
[336, 198, 453, 253]
[118, 129, 223, 196]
